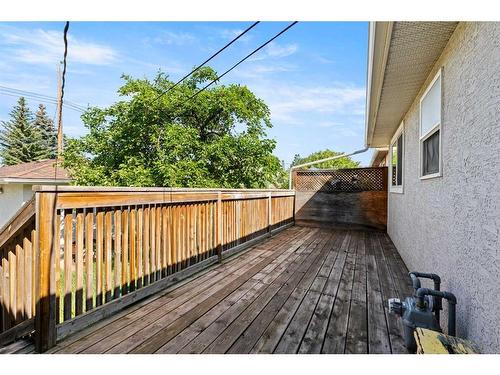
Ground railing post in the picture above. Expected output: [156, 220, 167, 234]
[268, 192, 272, 236]
[216, 191, 222, 263]
[34, 192, 57, 352]
[291, 170, 297, 190]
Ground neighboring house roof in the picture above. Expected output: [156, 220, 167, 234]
[0, 159, 72, 183]
[365, 21, 459, 148]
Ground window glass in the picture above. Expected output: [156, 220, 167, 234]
[391, 132, 403, 187]
[396, 134, 403, 185]
[423, 130, 440, 175]
[421, 75, 441, 136]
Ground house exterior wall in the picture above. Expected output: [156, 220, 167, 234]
[0, 184, 27, 228]
[387, 22, 500, 353]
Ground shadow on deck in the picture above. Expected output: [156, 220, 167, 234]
[34, 225, 413, 354]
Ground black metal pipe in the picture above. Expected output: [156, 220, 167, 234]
[416, 288, 457, 336]
[409, 272, 441, 291]
[409, 273, 421, 292]
[409, 272, 442, 324]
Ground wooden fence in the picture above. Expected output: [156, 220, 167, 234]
[292, 167, 388, 230]
[0, 187, 294, 352]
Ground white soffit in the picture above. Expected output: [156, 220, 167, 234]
[367, 22, 458, 147]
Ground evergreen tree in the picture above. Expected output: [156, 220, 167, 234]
[33, 104, 57, 159]
[290, 154, 302, 168]
[0, 97, 46, 165]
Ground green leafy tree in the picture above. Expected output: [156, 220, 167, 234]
[0, 97, 46, 165]
[33, 104, 57, 159]
[62, 67, 283, 188]
[291, 149, 360, 170]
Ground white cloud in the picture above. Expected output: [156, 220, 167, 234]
[151, 31, 197, 46]
[249, 42, 299, 62]
[0, 72, 52, 92]
[231, 62, 296, 80]
[265, 42, 298, 58]
[317, 121, 344, 128]
[218, 28, 252, 42]
[0, 26, 118, 65]
[316, 56, 335, 64]
[125, 56, 186, 76]
[251, 83, 365, 124]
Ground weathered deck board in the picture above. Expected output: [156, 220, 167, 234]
[49, 228, 305, 354]
[321, 230, 357, 353]
[230, 231, 342, 354]
[54, 227, 308, 354]
[209, 230, 332, 354]
[365, 232, 392, 353]
[177, 231, 319, 354]
[48, 226, 412, 354]
[345, 231, 368, 354]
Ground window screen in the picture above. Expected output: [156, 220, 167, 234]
[423, 130, 440, 175]
[420, 71, 442, 178]
[421, 75, 441, 136]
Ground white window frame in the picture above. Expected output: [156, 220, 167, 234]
[389, 121, 404, 194]
[419, 69, 443, 180]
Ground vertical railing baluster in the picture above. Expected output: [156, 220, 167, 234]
[104, 209, 113, 302]
[114, 207, 122, 299]
[75, 210, 84, 316]
[143, 205, 150, 285]
[85, 209, 94, 312]
[121, 207, 129, 296]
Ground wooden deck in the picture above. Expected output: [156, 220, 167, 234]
[44, 225, 413, 354]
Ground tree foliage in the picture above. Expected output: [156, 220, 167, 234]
[34, 104, 58, 159]
[0, 97, 56, 165]
[291, 149, 360, 170]
[62, 67, 283, 188]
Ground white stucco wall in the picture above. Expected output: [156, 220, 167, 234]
[0, 184, 31, 228]
[387, 22, 500, 353]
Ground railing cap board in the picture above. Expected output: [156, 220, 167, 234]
[32, 185, 294, 194]
[294, 166, 387, 172]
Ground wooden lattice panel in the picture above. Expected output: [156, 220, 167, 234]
[294, 167, 388, 192]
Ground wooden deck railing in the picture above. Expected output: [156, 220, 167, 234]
[0, 197, 36, 345]
[0, 186, 294, 352]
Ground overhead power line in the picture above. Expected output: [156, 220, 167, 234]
[185, 21, 298, 103]
[0, 85, 86, 110]
[0, 90, 85, 113]
[0, 85, 86, 113]
[152, 21, 260, 104]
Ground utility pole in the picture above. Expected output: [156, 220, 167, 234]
[56, 63, 64, 159]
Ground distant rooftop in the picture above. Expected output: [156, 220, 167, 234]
[0, 159, 71, 182]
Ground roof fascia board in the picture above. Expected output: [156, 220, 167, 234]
[0, 178, 72, 184]
[365, 21, 393, 148]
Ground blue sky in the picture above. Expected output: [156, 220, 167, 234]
[0, 21, 371, 167]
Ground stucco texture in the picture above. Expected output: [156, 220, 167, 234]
[387, 22, 500, 353]
[0, 184, 29, 228]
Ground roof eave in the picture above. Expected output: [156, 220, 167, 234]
[369, 148, 389, 167]
[365, 21, 393, 148]
[0, 178, 72, 184]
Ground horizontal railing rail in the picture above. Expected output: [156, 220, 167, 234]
[9, 186, 294, 352]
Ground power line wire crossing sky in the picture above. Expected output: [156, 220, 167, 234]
[0, 21, 370, 166]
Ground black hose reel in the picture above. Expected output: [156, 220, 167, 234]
[388, 272, 457, 353]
